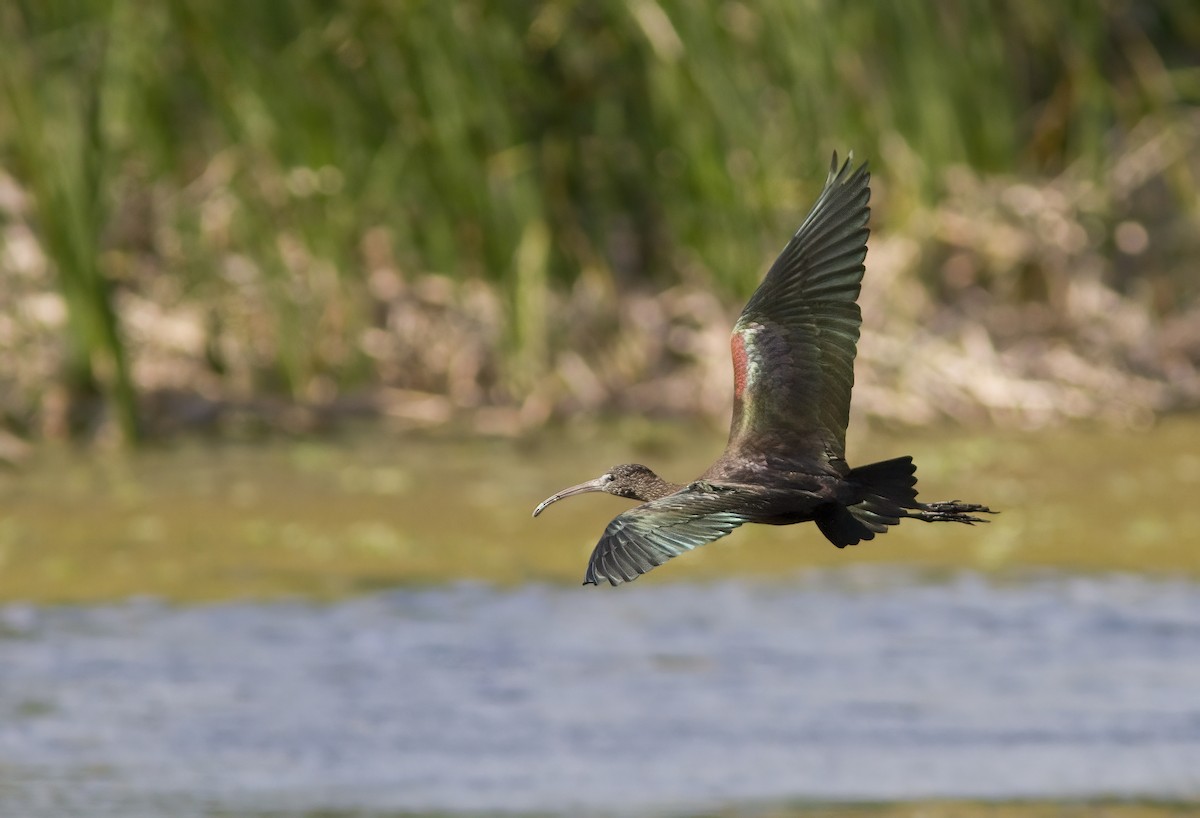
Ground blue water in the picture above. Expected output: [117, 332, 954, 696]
[2, 570, 1200, 816]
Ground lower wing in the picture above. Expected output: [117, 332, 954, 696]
[584, 484, 753, 586]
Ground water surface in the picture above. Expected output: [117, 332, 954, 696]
[3, 420, 1200, 815]
[3, 571, 1199, 816]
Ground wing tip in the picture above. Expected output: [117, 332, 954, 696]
[583, 569, 615, 586]
[583, 558, 628, 587]
[827, 150, 870, 187]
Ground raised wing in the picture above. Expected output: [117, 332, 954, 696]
[720, 153, 870, 470]
[584, 485, 752, 586]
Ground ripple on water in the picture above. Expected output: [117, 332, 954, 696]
[2, 571, 1200, 816]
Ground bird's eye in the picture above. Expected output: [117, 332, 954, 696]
[601, 474, 615, 484]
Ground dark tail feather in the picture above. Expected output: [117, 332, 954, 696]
[816, 456, 994, 548]
[815, 504, 880, 548]
[817, 456, 915, 548]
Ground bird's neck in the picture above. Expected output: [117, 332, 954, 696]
[638, 473, 683, 502]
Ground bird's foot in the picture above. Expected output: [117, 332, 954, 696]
[922, 500, 995, 515]
[910, 510, 988, 524]
[910, 500, 996, 525]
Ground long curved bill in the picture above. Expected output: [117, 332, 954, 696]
[532, 475, 609, 517]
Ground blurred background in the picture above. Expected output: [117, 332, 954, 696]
[1, 2, 1200, 817]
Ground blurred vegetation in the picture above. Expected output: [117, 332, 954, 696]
[0, 1, 1198, 444]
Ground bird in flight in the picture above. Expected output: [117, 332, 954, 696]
[533, 153, 994, 586]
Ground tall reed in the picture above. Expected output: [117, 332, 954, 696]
[1, 1, 139, 442]
[1, 1, 1196, 438]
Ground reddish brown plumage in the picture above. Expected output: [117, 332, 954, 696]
[731, 331, 749, 401]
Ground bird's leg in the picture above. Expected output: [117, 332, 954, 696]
[922, 500, 994, 514]
[908, 500, 996, 525]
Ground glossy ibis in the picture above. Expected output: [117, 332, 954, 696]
[534, 153, 994, 586]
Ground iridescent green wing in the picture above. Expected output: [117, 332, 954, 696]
[584, 485, 752, 586]
[723, 154, 870, 467]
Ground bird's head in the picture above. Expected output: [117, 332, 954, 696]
[532, 463, 672, 517]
